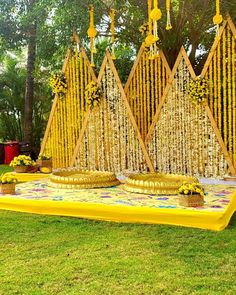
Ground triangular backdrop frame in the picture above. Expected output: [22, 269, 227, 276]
[146, 46, 236, 177]
[70, 50, 154, 173]
[40, 33, 97, 168]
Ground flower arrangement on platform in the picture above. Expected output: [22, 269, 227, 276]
[178, 181, 204, 207]
[0, 173, 17, 194]
[10, 155, 36, 173]
[85, 81, 103, 109]
[187, 77, 209, 105]
[49, 73, 67, 98]
[38, 154, 51, 161]
[178, 181, 204, 196]
[37, 154, 52, 173]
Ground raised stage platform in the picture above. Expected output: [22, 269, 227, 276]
[0, 179, 236, 231]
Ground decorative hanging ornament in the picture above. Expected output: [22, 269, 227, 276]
[145, 0, 159, 59]
[110, 8, 116, 60]
[213, 0, 223, 38]
[87, 5, 97, 67]
[150, 0, 162, 39]
[166, 0, 172, 30]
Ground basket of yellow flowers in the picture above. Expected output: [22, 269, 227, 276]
[0, 174, 17, 194]
[10, 155, 36, 173]
[178, 181, 204, 207]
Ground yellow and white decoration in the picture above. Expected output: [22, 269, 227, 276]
[146, 48, 231, 178]
[202, 17, 236, 170]
[125, 46, 171, 140]
[70, 51, 154, 173]
[40, 34, 96, 168]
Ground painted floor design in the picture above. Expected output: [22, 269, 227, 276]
[4, 180, 235, 212]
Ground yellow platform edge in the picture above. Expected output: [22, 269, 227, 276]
[0, 190, 235, 231]
[5, 172, 51, 182]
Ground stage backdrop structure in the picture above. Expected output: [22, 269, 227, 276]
[201, 17, 236, 170]
[145, 46, 236, 178]
[125, 46, 171, 140]
[40, 34, 96, 168]
[70, 50, 155, 173]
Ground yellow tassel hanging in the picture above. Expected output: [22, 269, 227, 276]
[87, 5, 97, 67]
[110, 8, 116, 60]
[145, 0, 159, 59]
[150, 0, 161, 40]
[166, 0, 172, 30]
[213, 0, 223, 38]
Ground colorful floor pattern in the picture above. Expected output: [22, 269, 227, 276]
[0, 180, 236, 231]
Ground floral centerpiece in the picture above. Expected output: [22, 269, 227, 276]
[0, 173, 17, 194]
[49, 73, 67, 99]
[178, 181, 204, 207]
[37, 154, 52, 173]
[10, 155, 36, 173]
[187, 77, 209, 105]
[85, 81, 103, 109]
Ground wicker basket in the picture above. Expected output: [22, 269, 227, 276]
[14, 166, 28, 173]
[37, 159, 52, 168]
[179, 194, 204, 207]
[0, 183, 16, 194]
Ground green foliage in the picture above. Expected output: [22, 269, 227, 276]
[0, 210, 236, 294]
[0, 0, 235, 145]
[0, 53, 52, 147]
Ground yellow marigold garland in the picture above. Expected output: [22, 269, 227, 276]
[49, 73, 67, 98]
[213, 0, 223, 38]
[85, 81, 103, 109]
[187, 77, 209, 105]
[166, 0, 172, 30]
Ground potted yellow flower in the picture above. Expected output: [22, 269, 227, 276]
[10, 155, 36, 173]
[0, 173, 17, 194]
[37, 154, 52, 173]
[178, 181, 204, 207]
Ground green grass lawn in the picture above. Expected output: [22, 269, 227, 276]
[0, 212, 236, 294]
[0, 164, 13, 174]
[1, 164, 236, 294]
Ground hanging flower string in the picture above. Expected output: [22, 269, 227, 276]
[85, 81, 103, 109]
[213, 0, 223, 38]
[187, 77, 209, 105]
[110, 8, 116, 60]
[87, 5, 97, 67]
[49, 73, 67, 98]
[166, 0, 172, 30]
[145, 0, 159, 59]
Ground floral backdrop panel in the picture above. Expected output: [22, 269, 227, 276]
[41, 46, 94, 168]
[125, 47, 171, 140]
[147, 51, 228, 178]
[202, 18, 236, 169]
[73, 53, 153, 174]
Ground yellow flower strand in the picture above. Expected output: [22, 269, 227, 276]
[223, 29, 227, 147]
[217, 44, 221, 131]
[232, 33, 236, 164]
[87, 5, 97, 67]
[227, 26, 232, 156]
[213, 52, 217, 121]
[213, 0, 223, 38]
[110, 9, 116, 60]
[146, 55, 150, 136]
[166, 0, 172, 30]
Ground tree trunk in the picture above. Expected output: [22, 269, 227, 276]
[23, 23, 36, 146]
